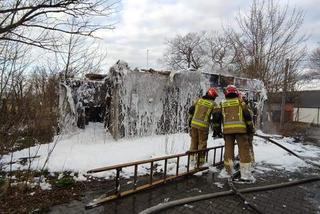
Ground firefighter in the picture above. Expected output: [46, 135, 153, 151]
[239, 91, 255, 163]
[212, 85, 255, 181]
[188, 87, 219, 167]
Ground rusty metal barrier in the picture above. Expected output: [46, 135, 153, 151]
[86, 145, 224, 208]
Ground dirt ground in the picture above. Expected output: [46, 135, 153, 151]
[0, 176, 114, 213]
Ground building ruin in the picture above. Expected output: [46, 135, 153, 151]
[59, 60, 267, 140]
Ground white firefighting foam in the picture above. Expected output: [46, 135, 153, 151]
[1, 123, 320, 180]
[109, 61, 267, 138]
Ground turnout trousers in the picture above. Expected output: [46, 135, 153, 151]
[248, 134, 255, 163]
[224, 133, 251, 174]
[190, 127, 208, 165]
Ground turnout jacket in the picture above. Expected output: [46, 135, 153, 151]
[212, 97, 253, 134]
[188, 95, 219, 130]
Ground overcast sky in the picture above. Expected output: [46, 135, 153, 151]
[96, 0, 320, 71]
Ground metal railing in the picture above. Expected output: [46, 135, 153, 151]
[86, 145, 224, 208]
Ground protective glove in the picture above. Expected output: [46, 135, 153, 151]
[247, 124, 255, 134]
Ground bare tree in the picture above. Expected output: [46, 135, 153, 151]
[0, 40, 29, 104]
[163, 32, 207, 70]
[0, 39, 60, 157]
[297, 47, 320, 82]
[27, 67, 59, 140]
[204, 32, 233, 71]
[52, 30, 108, 79]
[227, 0, 307, 92]
[310, 47, 320, 75]
[0, 40, 27, 158]
[0, 0, 117, 49]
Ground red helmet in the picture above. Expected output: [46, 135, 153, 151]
[224, 85, 238, 96]
[207, 87, 218, 97]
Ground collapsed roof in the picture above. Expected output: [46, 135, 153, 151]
[59, 60, 267, 139]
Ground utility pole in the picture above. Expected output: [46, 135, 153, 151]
[146, 49, 149, 68]
[280, 58, 289, 129]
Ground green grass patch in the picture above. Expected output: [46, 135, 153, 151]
[54, 176, 75, 188]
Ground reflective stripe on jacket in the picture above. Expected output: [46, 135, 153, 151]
[221, 98, 247, 134]
[191, 98, 217, 130]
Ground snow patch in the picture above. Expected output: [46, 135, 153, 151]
[184, 204, 194, 209]
[2, 124, 320, 181]
[39, 180, 52, 190]
[214, 182, 224, 188]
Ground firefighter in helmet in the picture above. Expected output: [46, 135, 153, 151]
[188, 87, 219, 166]
[212, 85, 255, 181]
[239, 91, 255, 163]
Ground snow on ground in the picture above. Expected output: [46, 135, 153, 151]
[254, 136, 320, 172]
[1, 123, 320, 179]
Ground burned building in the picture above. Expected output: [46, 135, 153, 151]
[59, 61, 267, 140]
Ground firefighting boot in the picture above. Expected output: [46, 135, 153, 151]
[239, 162, 255, 183]
[224, 159, 235, 175]
[219, 159, 237, 179]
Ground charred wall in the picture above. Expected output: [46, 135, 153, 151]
[59, 61, 267, 140]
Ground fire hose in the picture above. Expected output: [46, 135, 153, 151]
[140, 134, 320, 214]
[139, 176, 320, 214]
[254, 134, 320, 168]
